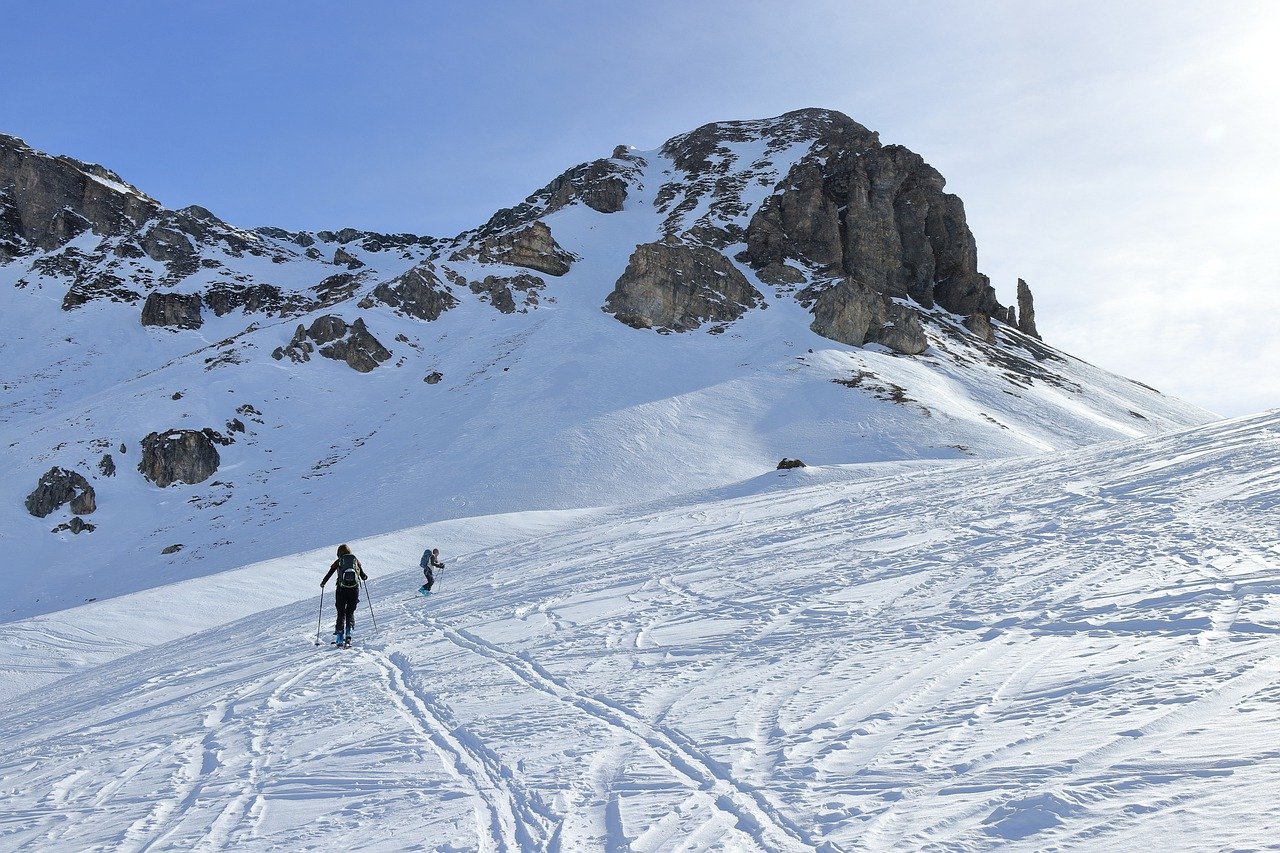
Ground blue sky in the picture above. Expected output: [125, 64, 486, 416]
[3, 1, 1278, 416]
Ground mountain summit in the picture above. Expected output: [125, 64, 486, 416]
[0, 110, 1211, 616]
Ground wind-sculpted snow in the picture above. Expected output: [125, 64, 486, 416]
[3, 411, 1278, 850]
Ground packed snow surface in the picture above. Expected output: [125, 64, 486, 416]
[4, 410, 1279, 851]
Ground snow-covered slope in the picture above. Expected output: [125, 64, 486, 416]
[1, 112, 1212, 621]
[4, 410, 1278, 851]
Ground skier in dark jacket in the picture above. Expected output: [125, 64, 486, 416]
[419, 547, 444, 595]
[322, 544, 367, 645]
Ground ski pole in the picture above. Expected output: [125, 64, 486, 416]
[362, 576, 379, 633]
[314, 588, 325, 646]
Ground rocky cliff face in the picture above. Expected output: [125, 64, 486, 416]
[0, 133, 159, 260]
[604, 237, 763, 333]
[735, 110, 998, 318]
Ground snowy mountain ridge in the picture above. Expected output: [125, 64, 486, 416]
[1, 109, 1214, 621]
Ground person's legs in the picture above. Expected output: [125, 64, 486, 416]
[343, 596, 358, 636]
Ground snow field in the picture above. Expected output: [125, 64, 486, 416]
[3, 410, 1279, 850]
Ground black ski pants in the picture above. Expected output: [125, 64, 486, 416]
[334, 587, 359, 635]
[422, 564, 434, 591]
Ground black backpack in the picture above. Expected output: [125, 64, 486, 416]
[337, 553, 360, 588]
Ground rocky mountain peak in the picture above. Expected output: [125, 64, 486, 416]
[0, 132, 159, 261]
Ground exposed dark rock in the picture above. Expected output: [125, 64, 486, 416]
[272, 325, 314, 364]
[465, 151, 645, 241]
[469, 272, 545, 314]
[226, 418, 246, 434]
[745, 158, 843, 272]
[141, 291, 203, 329]
[161, 543, 183, 554]
[424, 371, 444, 385]
[964, 312, 996, 343]
[312, 271, 370, 308]
[725, 110, 1002, 321]
[205, 282, 308, 317]
[333, 247, 365, 269]
[318, 318, 392, 373]
[272, 314, 392, 373]
[308, 314, 348, 344]
[365, 262, 458, 321]
[452, 221, 574, 276]
[802, 278, 928, 355]
[138, 428, 224, 487]
[98, 454, 116, 477]
[1016, 279, 1040, 339]
[25, 467, 97, 518]
[603, 238, 763, 332]
[61, 269, 141, 311]
[754, 262, 808, 286]
[777, 458, 807, 470]
[119, 443, 127, 454]
[52, 516, 96, 535]
[553, 161, 629, 214]
[0, 133, 159, 259]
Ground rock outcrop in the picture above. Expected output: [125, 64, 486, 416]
[25, 467, 97, 518]
[466, 149, 644, 240]
[0, 133, 159, 260]
[333, 247, 365, 269]
[272, 315, 392, 373]
[138, 428, 227, 487]
[204, 282, 308, 317]
[363, 262, 458, 321]
[452, 221, 574, 277]
[141, 291, 203, 329]
[722, 109, 1002, 321]
[52, 516, 95, 535]
[603, 238, 763, 332]
[468, 272, 545, 314]
[802, 278, 928, 355]
[1016, 279, 1040, 339]
[963, 312, 996, 343]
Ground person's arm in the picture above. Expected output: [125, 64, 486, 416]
[357, 558, 368, 580]
[321, 561, 338, 587]
[432, 553, 444, 568]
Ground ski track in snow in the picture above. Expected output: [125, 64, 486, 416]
[2, 412, 1280, 850]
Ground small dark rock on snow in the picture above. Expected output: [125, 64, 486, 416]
[777, 458, 807, 470]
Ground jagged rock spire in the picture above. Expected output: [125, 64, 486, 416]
[1016, 279, 1040, 339]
